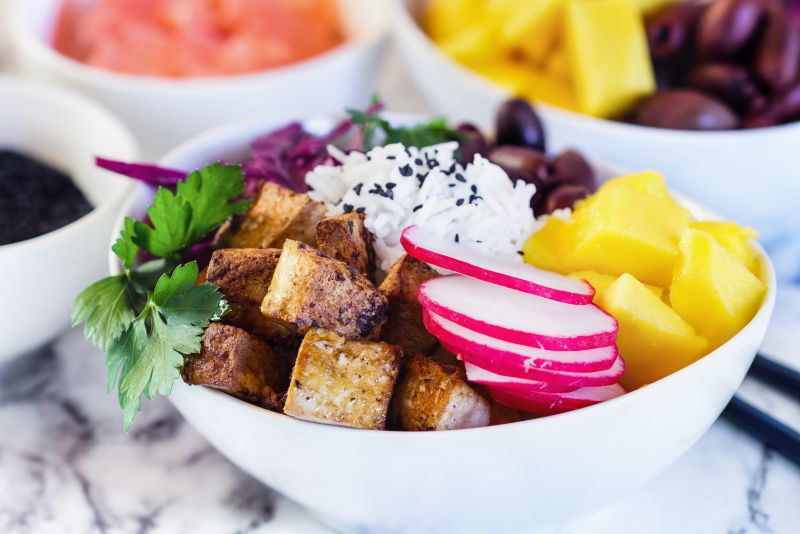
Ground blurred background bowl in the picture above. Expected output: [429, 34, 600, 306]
[7, 0, 388, 158]
[391, 0, 800, 242]
[0, 76, 138, 362]
[108, 112, 775, 533]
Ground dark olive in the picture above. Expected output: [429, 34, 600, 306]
[544, 185, 591, 214]
[742, 113, 781, 128]
[646, 3, 705, 61]
[495, 98, 547, 152]
[634, 89, 740, 130]
[745, 82, 800, 125]
[752, 13, 800, 91]
[488, 146, 551, 182]
[684, 63, 764, 111]
[456, 123, 489, 164]
[696, 0, 765, 59]
[550, 150, 597, 192]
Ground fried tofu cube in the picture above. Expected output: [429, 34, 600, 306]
[206, 248, 296, 344]
[261, 240, 388, 340]
[316, 212, 374, 276]
[428, 343, 460, 368]
[284, 329, 402, 429]
[215, 182, 326, 249]
[394, 355, 490, 431]
[183, 323, 292, 410]
[378, 255, 439, 356]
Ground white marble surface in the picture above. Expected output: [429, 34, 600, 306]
[1, 48, 799, 534]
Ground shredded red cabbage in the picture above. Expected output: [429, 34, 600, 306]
[95, 157, 187, 187]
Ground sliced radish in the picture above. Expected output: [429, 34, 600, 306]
[423, 310, 618, 374]
[464, 362, 581, 393]
[486, 383, 627, 416]
[401, 225, 594, 305]
[419, 276, 618, 351]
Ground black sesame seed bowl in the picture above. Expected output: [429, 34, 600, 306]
[0, 76, 138, 361]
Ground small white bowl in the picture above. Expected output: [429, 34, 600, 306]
[390, 0, 800, 241]
[0, 76, 138, 362]
[7, 0, 388, 158]
[109, 113, 775, 533]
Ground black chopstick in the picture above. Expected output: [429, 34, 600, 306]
[748, 353, 800, 402]
[722, 396, 800, 467]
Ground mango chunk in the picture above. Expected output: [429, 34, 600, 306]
[564, 0, 655, 117]
[669, 229, 766, 350]
[598, 273, 708, 390]
[523, 215, 580, 273]
[571, 270, 663, 302]
[570, 173, 692, 286]
[690, 221, 760, 274]
[424, 0, 484, 42]
[488, 0, 564, 64]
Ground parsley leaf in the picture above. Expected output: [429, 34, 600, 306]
[176, 163, 251, 241]
[133, 188, 193, 259]
[346, 108, 464, 150]
[110, 262, 226, 431]
[71, 275, 135, 352]
[112, 217, 140, 270]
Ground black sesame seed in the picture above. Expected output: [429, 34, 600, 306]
[517, 250, 524, 256]
[448, 183, 456, 188]
[415, 158, 423, 166]
[356, 207, 366, 214]
[448, 163, 457, 173]
[417, 173, 428, 186]
[405, 147, 412, 157]
[399, 165, 413, 177]
[456, 199, 465, 206]
[455, 173, 466, 183]
[471, 185, 477, 193]
[469, 195, 483, 204]
[413, 204, 423, 212]
[343, 204, 354, 213]
[353, 183, 363, 195]
[387, 155, 396, 160]
[455, 234, 460, 243]
[385, 182, 396, 190]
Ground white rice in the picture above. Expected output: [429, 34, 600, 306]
[306, 142, 538, 271]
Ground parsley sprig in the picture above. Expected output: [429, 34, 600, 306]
[72, 163, 250, 430]
[346, 108, 465, 150]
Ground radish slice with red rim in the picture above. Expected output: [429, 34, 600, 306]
[401, 225, 594, 305]
[423, 310, 619, 374]
[462, 355, 624, 390]
[464, 362, 581, 393]
[486, 383, 627, 416]
[419, 276, 618, 351]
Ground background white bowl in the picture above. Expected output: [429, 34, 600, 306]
[391, 0, 800, 242]
[7, 0, 388, 158]
[0, 76, 138, 362]
[109, 113, 776, 533]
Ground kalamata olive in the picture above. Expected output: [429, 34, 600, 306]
[753, 14, 800, 91]
[456, 123, 489, 164]
[742, 113, 781, 128]
[550, 150, 597, 192]
[646, 3, 705, 60]
[495, 98, 547, 152]
[684, 63, 764, 110]
[746, 82, 800, 125]
[488, 146, 551, 182]
[696, 0, 765, 59]
[544, 185, 591, 214]
[634, 89, 741, 130]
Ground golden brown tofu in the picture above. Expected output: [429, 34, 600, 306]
[261, 240, 388, 340]
[183, 323, 293, 410]
[214, 182, 326, 249]
[284, 329, 402, 429]
[428, 343, 460, 368]
[393, 355, 490, 431]
[316, 212, 374, 277]
[206, 248, 296, 344]
[378, 255, 439, 356]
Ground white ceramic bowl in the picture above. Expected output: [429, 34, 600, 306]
[391, 0, 800, 241]
[109, 113, 776, 533]
[7, 0, 388, 158]
[0, 76, 138, 362]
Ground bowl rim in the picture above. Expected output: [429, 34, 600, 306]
[7, 0, 388, 92]
[0, 75, 139, 253]
[110, 111, 777, 438]
[389, 0, 800, 141]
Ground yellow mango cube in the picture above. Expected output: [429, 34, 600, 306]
[523, 215, 581, 274]
[438, 25, 499, 64]
[424, 0, 485, 42]
[543, 44, 571, 80]
[564, 0, 656, 117]
[691, 221, 760, 273]
[632, 0, 679, 15]
[571, 270, 663, 302]
[669, 229, 766, 350]
[598, 273, 708, 390]
[570, 174, 692, 286]
[488, 0, 565, 64]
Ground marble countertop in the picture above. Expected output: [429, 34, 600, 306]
[1, 50, 799, 534]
